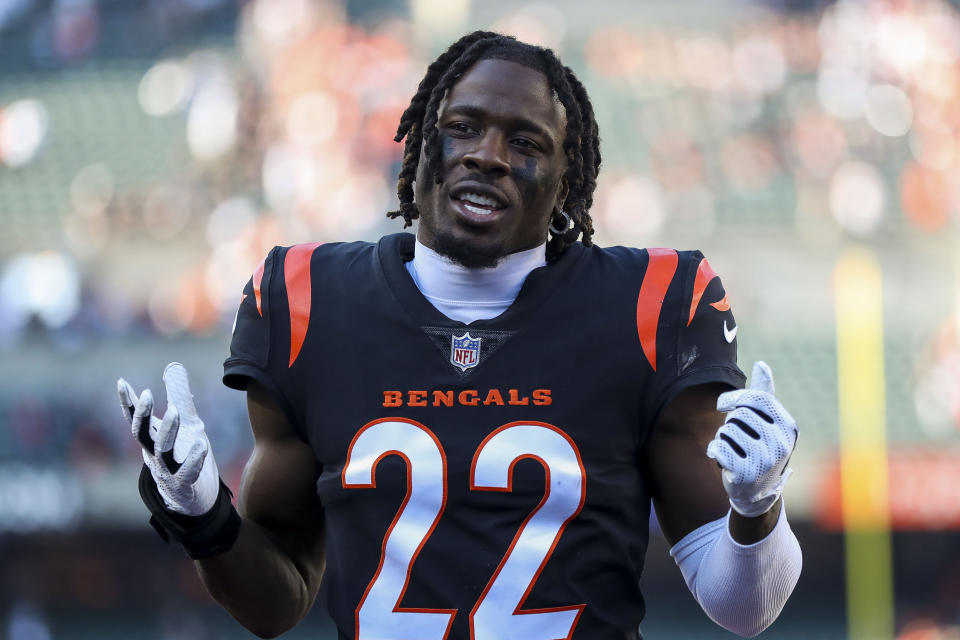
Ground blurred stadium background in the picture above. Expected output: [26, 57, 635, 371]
[0, 0, 959, 637]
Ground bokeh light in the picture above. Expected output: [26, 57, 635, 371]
[829, 160, 886, 237]
[262, 143, 300, 214]
[69, 163, 114, 216]
[817, 66, 869, 120]
[187, 76, 238, 160]
[0, 252, 81, 329]
[250, 0, 316, 48]
[731, 34, 786, 96]
[0, 99, 49, 167]
[205, 197, 258, 246]
[865, 84, 914, 137]
[138, 60, 193, 117]
[900, 162, 953, 232]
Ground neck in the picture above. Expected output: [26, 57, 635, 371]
[405, 239, 547, 323]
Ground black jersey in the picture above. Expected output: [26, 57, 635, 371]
[223, 232, 744, 640]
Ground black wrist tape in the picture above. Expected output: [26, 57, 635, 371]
[138, 465, 242, 560]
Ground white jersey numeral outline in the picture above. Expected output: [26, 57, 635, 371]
[342, 418, 456, 640]
[469, 421, 587, 640]
[342, 419, 586, 640]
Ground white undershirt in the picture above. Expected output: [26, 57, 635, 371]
[405, 239, 547, 324]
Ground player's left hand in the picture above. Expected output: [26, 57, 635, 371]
[706, 361, 798, 518]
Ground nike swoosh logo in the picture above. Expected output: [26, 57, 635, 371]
[724, 321, 738, 343]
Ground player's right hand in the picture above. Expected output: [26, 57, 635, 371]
[118, 362, 220, 517]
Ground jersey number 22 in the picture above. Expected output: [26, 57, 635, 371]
[343, 418, 587, 640]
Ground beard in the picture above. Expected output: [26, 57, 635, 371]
[430, 230, 506, 269]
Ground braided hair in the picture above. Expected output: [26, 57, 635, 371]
[388, 31, 601, 260]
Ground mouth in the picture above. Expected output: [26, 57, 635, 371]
[449, 184, 508, 223]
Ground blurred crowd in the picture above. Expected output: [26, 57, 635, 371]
[1, 0, 958, 337]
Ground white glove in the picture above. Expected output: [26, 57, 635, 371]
[706, 361, 798, 518]
[118, 363, 220, 517]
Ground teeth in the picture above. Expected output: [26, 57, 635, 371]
[463, 203, 493, 216]
[460, 192, 499, 207]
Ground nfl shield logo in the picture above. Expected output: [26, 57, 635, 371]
[450, 332, 482, 371]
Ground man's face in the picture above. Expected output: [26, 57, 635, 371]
[414, 58, 569, 268]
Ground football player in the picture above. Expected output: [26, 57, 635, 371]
[118, 32, 801, 639]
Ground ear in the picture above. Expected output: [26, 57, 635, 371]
[556, 176, 569, 211]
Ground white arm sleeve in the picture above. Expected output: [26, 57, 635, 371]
[668, 502, 802, 638]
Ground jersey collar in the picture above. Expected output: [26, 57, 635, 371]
[378, 233, 585, 329]
[405, 239, 547, 323]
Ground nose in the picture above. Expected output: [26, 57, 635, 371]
[461, 131, 511, 176]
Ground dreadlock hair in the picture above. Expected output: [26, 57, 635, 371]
[387, 31, 601, 261]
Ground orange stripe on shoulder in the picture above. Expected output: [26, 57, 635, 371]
[252, 258, 266, 317]
[688, 258, 719, 326]
[636, 248, 679, 372]
[284, 242, 323, 367]
[710, 294, 730, 312]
